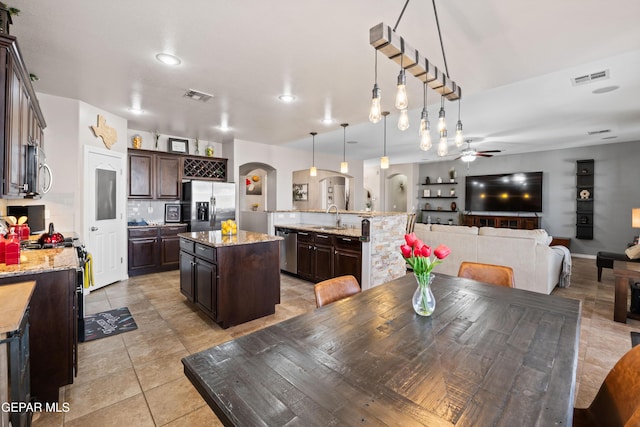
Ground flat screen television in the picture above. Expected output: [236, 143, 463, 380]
[465, 172, 543, 212]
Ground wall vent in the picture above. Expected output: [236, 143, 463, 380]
[587, 129, 611, 135]
[571, 69, 610, 86]
[184, 89, 214, 102]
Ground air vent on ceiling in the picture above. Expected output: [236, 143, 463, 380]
[587, 129, 611, 136]
[571, 69, 610, 86]
[184, 89, 214, 102]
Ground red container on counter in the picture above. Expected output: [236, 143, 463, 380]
[5, 231, 20, 265]
[0, 234, 5, 264]
[11, 224, 30, 241]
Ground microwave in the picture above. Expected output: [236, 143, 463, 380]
[6, 204, 46, 234]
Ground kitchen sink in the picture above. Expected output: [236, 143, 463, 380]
[309, 225, 348, 231]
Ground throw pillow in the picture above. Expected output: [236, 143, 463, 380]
[626, 244, 640, 260]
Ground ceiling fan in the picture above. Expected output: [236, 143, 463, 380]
[454, 140, 502, 162]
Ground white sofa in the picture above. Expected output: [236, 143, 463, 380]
[413, 223, 566, 294]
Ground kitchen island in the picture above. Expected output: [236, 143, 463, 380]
[0, 247, 79, 403]
[178, 230, 282, 328]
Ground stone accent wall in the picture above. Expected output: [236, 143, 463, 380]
[369, 214, 407, 287]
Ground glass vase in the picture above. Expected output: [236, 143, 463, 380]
[412, 272, 435, 316]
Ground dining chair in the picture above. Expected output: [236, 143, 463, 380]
[406, 213, 417, 234]
[314, 275, 361, 308]
[573, 344, 640, 426]
[457, 261, 515, 288]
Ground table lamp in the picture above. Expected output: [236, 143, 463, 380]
[633, 208, 640, 245]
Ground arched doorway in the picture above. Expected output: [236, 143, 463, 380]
[385, 173, 408, 212]
[238, 162, 277, 233]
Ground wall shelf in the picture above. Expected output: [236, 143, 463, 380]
[575, 159, 594, 240]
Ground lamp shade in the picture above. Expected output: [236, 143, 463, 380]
[633, 208, 640, 228]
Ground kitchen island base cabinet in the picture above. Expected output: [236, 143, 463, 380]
[179, 233, 281, 329]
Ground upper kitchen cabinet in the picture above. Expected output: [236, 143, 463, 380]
[1, 9, 47, 198]
[128, 149, 180, 200]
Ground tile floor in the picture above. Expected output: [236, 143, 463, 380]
[31, 257, 640, 426]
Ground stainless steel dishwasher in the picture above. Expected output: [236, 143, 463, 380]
[276, 228, 297, 274]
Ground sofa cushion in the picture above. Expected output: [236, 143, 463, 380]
[478, 227, 551, 245]
[626, 245, 640, 260]
[431, 224, 479, 235]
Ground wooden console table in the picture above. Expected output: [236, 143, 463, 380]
[613, 261, 640, 323]
[463, 214, 540, 230]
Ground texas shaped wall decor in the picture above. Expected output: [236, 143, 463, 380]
[91, 114, 117, 149]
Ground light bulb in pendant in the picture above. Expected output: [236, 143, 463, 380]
[380, 156, 389, 169]
[395, 70, 408, 110]
[369, 84, 382, 124]
[398, 109, 410, 131]
[437, 130, 448, 157]
[420, 129, 432, 151]
[310, 166, 317, 177]
[438, 106, 446, 132]
[455, 120, 464, 147]
[340, 162, 349, 174]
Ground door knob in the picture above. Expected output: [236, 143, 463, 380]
[90, 226, 99, 231]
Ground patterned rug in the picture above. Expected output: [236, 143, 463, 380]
[81, 307, 138, 342]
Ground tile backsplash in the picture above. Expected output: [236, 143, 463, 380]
[127, 199, 180, 225]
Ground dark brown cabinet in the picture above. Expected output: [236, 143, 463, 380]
[179, 237, 280, 328]
[1, 25, 46, 198]
[297, 231, 362, 284]
[127, 149, 181, 200]
[0, 269, 77, 404]
[128, 225, 187, 276]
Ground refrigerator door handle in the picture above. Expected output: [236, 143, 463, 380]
[210, 196, 217, 227]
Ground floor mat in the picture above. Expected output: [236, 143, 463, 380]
[81, 307, 137, 342]
[631, 332, 640, 348]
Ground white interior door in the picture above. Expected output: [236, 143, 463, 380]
[85, 147, 125, 290]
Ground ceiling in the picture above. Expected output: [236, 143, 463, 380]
[9, 0, 640, 165]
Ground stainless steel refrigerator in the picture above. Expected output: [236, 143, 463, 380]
[182, 181, 236, 232]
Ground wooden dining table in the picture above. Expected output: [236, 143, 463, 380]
[182, 273, 581, 426]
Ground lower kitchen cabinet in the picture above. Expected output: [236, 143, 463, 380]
[128, 224, 187, 276]
[179, 237, 280, 328]
[296, 231, 362, 284]
[0, 269, 76, 404]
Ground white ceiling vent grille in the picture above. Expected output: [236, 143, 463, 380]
[571, 69, 610, 86]
[184, 89, 214, 102]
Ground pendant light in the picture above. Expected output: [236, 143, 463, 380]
[309, 132, 317, 177]
[419, 82, 432, 151]
[454, 98, 464, 147]
[395, 55, 408, 110]
[381, 111, 390, 169]
[398, 109, 410, 131]
[437, 129, 448, 157]
[369, 51, 382, 124]
[437, 96, 447, 132]
[340, 123, 349, 174]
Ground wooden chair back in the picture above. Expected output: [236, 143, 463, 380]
[573, 344, 640, 426]
[457, 261, 515, 288]
[406, 213, 417, 234]
[314, 275, 361, 308]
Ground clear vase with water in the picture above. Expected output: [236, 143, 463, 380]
[412, 272, 435, 316]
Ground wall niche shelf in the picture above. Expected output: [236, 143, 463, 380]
[575, 159, 594, 240]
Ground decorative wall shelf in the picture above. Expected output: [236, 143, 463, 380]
[576, 159, 594, 240]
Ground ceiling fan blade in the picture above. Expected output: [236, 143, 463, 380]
[478, 150, 502, 154]
[453, 155, 462, 160]
[476, 153, 494, 157]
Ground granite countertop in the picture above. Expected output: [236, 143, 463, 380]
[178, 230, 282, 247]
[274, 223, 362, 238]
[0, 281, 35, 334]
[271, 210, 407, 218]
[0, 247, 79, 279]
[128, 223, 188, 229]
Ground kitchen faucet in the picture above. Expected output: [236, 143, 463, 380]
[326, 204, 341, 228]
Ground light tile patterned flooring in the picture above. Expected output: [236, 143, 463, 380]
[31, 257, 640, 426]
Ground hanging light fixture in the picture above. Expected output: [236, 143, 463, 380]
[309, 132, 317, 177]
[381, 111, 390, 169]
[394, 55, 408, 111]
[454, 98, 464, 147]
[369, 51, 382, 124]
[340, 123, 349, 174]
[419, 82, 432, 151]
[437, 96, 447, 133]
[398, 109, 410, 131]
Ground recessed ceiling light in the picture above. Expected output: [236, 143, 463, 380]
[592, 85, 619, 94]
[218, 124, 231, 132]
[155, 53, 181, 66]
[321, 118, 334, 125]
[278, 94, 296, 103]
[128, 107, 144, 115]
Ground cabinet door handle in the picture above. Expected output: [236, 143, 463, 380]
[340, 238, 352, 242]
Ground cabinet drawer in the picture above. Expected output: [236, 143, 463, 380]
[314, 233, 333, 245]
[335, 236, 361, 252]
[161, 225, 187, 236]
[180, 239, 195, 253]
[297, 231, 314, 243]
[195, 243, 216, 262]
[129, 227, 158, 238]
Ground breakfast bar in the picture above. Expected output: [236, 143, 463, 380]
[183, 273, 581, 426]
